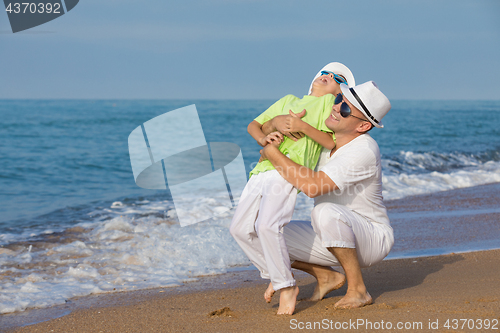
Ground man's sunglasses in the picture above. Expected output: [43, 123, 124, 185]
[334, 93, 368, 122]
[320, 71, 348, 85]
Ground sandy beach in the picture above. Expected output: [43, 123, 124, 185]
[3, 250, 499, 333]
[2, 183, 500, 332]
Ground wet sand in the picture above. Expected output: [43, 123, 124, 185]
[386, 182, 500, 258]
[2, 183, 500, 332]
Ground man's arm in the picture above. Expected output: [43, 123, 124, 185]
[260, 144, 338, 198]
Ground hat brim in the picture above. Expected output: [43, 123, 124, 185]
[340, 84, 383, 128]
[308, 62, 355, 95]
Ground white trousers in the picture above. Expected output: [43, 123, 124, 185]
[230, 170, 298, 291]
[284, 203, 394, 268]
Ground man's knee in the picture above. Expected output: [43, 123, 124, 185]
[311, 203, 325, 228]
[311, 203, 344, 230]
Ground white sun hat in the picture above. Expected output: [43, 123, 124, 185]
[307, 62, 356, 95]
[340, 81, 391, 128]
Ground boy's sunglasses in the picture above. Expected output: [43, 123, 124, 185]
[320, 71, 348, 85]
[334, 93, 368, 122]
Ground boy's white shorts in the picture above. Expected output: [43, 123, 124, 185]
[230, 170, 297, 291]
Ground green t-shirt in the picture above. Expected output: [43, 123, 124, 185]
[250, 94, 335, 177]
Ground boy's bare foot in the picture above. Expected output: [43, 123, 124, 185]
[277, 285, 299, 315]
[264, 282, 275, 303]
[334, 290, 372, 309]
[309, 270, 346, 301]
[265, 273, 295, 303]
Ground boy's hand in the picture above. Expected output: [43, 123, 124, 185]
[282, 109, 307, 141]
[265, 131, 284, 147]
[271, 110, 306, 141]
[258, 136, 269, 146]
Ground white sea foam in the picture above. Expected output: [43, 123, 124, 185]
[382, 152, 500, 200]
[0, 198, 249, 314]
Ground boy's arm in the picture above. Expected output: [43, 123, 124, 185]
[248, 120, 269, 147]
[286, 110, 336, 150]
[304, 127, 335, 149]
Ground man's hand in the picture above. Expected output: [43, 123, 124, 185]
[259, 142, 279, 162]
[271, 109, 307, 141]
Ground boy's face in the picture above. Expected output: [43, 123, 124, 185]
[311, 73, 342, 97]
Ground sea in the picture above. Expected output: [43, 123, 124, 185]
[1, 99, 500, 314]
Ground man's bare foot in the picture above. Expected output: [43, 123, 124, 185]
[309, 270, 346, 301]
[276, 285, 299, 315]
[334, 290, 372, 309]
[264, 282, 275, 303]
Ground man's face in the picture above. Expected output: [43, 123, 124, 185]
[311, 73, 342, 96]
[325, 94, 369, 132]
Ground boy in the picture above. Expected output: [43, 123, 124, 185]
[229, 62, 355, 314]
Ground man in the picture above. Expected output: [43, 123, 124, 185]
[259, 81, 394, 314]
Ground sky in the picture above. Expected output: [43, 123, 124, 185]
[0, 0, 499, 100]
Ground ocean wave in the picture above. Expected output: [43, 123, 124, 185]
[0, 198, 249, 314]
[382, 150, 500, 200]
[382, 149, 500, 175]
